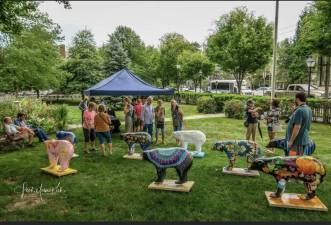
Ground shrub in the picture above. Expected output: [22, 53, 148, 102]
[0, 98, 61, 133]
[53, 104, 69, 131]
[224, 100, 245, 119]
[197, 96, 217, 114]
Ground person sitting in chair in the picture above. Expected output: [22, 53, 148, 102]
[14, 112, 49, 142]
[3, 117, 34, 146]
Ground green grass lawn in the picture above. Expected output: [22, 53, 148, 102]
[0, 117, 330, 221]
[67, 102, 201, 125]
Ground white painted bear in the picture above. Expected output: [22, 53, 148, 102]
[172, 130, 206, 152]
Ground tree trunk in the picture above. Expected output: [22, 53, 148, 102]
[235, 72, 244, 95]
[199, 78, 202, 93]
[36, 89, 40, 99]
[325, 56, 330, 100]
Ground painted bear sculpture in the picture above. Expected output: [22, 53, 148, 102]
[250, 156, 326, 200]
[173, 130, 206, 157]
[267, 138, 316, 156]
[213, 140, 262, 171]
[120, 132, 152, 155]
[44, 140, 74, 171]
[143, 147, 193, 184]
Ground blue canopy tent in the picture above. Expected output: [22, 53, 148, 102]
[84, 69, 174, 96]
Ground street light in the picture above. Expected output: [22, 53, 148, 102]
[176, 64, 181, 91]
[199, 70, 202, 92]
[306, 56, 315, 97]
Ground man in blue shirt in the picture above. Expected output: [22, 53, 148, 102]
[285, 92, 312, 156]
[141, 96, 154, 141]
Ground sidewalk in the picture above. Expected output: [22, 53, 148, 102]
[68, 113, 225, 129]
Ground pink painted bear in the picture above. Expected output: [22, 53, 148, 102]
[44, 140, 74, 171]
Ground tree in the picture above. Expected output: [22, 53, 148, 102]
[299, 1, 331, 98]
[159, 33, 199, 88]
[206, 7, 273, 94]
[61, 29, 104, 94]
[0, 26, 65, 96]
[0, 1, 70, 35]
[103, 36, 130, 75]
[177, 50, 214, 92]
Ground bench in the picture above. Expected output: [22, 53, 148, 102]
[0, 125, 25, 153]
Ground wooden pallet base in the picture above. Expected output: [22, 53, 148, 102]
[190, 151, 205, 158]
[41, 165, 77, 177]
[265, 191, 328, 211]
[148, 180, 194, 192]
[222, 167, 259, 177]
[123, 153, 143, 160]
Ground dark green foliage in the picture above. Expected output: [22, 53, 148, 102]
[197, 96, 217, 114]
[206, 7, 273, 93]
[0, 26, 65, 94]
[52, 104, 68, 131]
[224, 100, 245, 119]
[61, 29, 104, 93]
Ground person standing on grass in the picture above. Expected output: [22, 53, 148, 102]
[265, 99, 281, 154]
[94, 104, 112, 156]
[134, 98, 143, 132]
[83, 102, 97, 154]
[155, 99, 166, 144]
[141, 96, 154, 141]
[78, 96, 88, 125]
[124, 97, 134, 132]
[286, 92, 312, 156]
[245, 100, 259, 142]
[171, 99, 184, 145]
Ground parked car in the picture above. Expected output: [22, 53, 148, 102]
[253, 87, 271, 96]
[286, 84, 324, 98]
[241, 87, 253, 95]
[266, 84, 325, 98]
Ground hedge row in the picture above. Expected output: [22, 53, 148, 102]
[175, 91, 331, 121]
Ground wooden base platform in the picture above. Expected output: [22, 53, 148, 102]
[222, 167, 259, 177]
[148, 180, 194, 192]
[123, 153, 143, 160]
[265, 191, 328, 211]
[190, 151, 205, 158]
[41, 165, 77, 177]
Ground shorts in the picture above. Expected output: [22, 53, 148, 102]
[96, 131, 112, 144]
[83, 128, 96, 142]
[156, 121, 165, 129]
[267, 126, 273, 133]
[135, 118, 142, 127]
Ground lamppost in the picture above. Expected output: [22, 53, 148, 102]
[306, 56, 315, 97]
[176, 64, 181, 91]
[199, 70, 202, 92]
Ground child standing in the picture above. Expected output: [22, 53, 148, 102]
[265, 99, 282, 154]
[245, 100, 259, 142]
[155, 99, 166, 144]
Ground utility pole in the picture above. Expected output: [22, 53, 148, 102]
[271, 0, 279, 101]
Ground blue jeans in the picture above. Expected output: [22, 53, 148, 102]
[28, 126, 48, 142]
[173, 122, 183, 132]
[143, 123, 153, 140]
[96, 131, 112, 144]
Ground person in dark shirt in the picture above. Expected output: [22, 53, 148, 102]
[245, 100, 259, 142]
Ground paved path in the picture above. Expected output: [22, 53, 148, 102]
[68, 113, 225, 129]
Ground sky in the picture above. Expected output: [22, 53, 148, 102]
[39, 1, 312, 48]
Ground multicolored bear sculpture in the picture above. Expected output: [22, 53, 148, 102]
[266, 138, 316, 156]
[44, 140, 74, 171]
[120, 132, 152, 155]
[213, 140, 262, 171]
[143, 148, 193, 184]
[250, 156, 326, 200]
